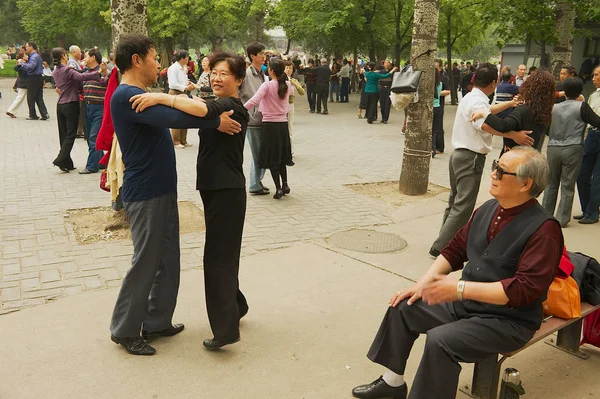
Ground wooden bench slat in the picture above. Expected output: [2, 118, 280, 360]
[503, 303, 600, 357]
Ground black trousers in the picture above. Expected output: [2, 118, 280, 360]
[26, 75, 48, 118]
[432, 106, 444, 152]
[199, 188, 248, 341]
[316, 82, 329, 113]
[55, 101, 80, 168]
[340, 77, 350, 102]
[306, 81, 317, 112]
[367, 300, 534, 399]
[365, 92, 379, 122]
[379, 87, 391, 122]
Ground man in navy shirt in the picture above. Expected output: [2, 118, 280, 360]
[495, 72, 519, 119]
[17, 41, 49, 120]
[109, 34, 241, 356]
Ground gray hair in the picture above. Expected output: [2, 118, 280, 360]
[69, 45, 80, 54]
[320, 58, 327, 64]
[511, 146, 549, 198]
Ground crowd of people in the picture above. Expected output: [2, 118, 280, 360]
[2, 34, 600, 399]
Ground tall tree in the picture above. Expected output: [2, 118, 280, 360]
[0, 0, 28, 44]
[399, 0, 440, 195]
[551, 0, 575, 79]
[111, 0, 148, 50]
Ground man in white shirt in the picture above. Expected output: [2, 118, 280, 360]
[167, 50, 195, 148]
[515, 64, 527, 87]
[430, 63, 534, 257]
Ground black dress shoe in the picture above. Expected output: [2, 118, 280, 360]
[141, 323, 185, 340]
[273, 189, 284, 199]
[573, 214, 585, 220]
[260, 182, 270, 192]
[579, 217, 599, 225]
[26, 116, 39, 120]
[40, 115, 50, 120]
[352, 376, 407, 399]
[250, 188, 270, 195]
[282, 184, 290, 195]
[203, 336, 240, 350]
[429, 247, 440, 258]
[111, 335, 156, 356]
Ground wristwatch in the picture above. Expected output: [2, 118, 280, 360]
[456, 280, 466, 301]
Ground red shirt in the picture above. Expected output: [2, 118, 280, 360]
[441, 199, 563, 308]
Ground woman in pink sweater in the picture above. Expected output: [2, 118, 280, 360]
[244, 58, 294, 199]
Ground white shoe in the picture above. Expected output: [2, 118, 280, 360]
[175, 144, 185, 149]
[183, 143, 193, 147]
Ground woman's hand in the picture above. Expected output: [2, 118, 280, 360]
[130, 93, 168, 112]
[470, 110, 489, 122]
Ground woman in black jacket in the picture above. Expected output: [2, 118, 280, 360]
[472, 70, 555, 156]
[130, 52, 249, 350]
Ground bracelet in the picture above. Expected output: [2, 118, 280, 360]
[456, 280, 465, 301]
[170, 95, 176, 108]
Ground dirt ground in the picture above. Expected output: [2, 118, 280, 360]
[66, 201, 205, 245]
[345, 181, 449, 207]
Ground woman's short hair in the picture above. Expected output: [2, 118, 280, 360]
[511, 146, 549, 198]
[563, 78, 584, 99]
[208, 52, 246, 80]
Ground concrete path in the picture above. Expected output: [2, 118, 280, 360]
[1, 78, 599, 398]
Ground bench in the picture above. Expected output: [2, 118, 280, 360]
[459, 302, 600, 399]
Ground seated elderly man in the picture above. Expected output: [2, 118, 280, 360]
[352, 147, 563, 399]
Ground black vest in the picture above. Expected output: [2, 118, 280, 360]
[462, 199, 561, 330]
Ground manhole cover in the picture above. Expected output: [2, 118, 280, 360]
[328, 230, 407, 253]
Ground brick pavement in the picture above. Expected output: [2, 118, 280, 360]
[0, 78, 456, 313]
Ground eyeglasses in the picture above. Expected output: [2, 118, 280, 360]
[210, 71, 232, 79]
[492, 160, 517, 180]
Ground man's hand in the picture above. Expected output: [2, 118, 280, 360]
[186, 83, 196, 92]
[217, 110, 241, 135]
[508, 95, 522, 107]
[389, 284, 423, 307]
[508, 130, 533, 146]
[421, 274, 459, 305]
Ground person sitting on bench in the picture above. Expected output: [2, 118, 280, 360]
[352, 146, 564, 399]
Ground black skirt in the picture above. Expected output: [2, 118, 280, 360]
[359, 91, 368, 109]
[258, 122, 294, 169]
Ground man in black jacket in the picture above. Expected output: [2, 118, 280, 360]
[315, 58, 331, 115]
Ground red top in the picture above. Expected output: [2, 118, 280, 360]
[441, 199, 563, 308]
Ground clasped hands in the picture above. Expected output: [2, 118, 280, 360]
[389, 274, 459, 308]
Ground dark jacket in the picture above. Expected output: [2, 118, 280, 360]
[484, 104, 549, 151]
[14, 64, 28, 89]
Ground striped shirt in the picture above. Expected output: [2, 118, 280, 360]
[82, 65, 109, 103]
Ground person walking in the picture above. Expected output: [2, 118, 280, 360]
[432, 68, 451, 157]
[329, 58, 341, 103]
[167, 50, 195, 148]
[339, 59, 351, 103]
[364, 62, 397, 124]
[378, 60, 394, 123]
[244, 58, 294, 199]
[284, 60, 305, 153]
[6, 53, 29, 118]
[51, 47, 103, 172]
[16, 41, 49, 121]
[302, 59, 317, 113]
[315, 58, 331, 115]
[240, 41, 270, 195]
[575, 65, 600, 225]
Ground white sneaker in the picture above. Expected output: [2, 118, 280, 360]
[175, 144, 185, 149]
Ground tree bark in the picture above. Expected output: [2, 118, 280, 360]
[399, 0, 440, 195]
[551, 0, 575, 79]
[111, 0, 148, 50]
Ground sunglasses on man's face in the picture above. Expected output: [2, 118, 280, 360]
[492, 160, 517, 180]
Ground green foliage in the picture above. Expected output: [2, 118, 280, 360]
[0, 59, 19, 77]
[0, 0, 28, 44]
[16, 0, 110, 49]
[438, 0, 488, 57]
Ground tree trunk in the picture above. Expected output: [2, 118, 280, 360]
[254, 12, 265, 42]
[284, 39, 291, 55]
[399, 0, 440, 195]
[446, 10, 457, 105]
[351, 47, 358, 92]
[161, 37, 173, 68]
[522, 36, 531, 65]
[111, 0, 148, 50]
[539, 40, 549, 67]
[551, 0, 575, 79]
